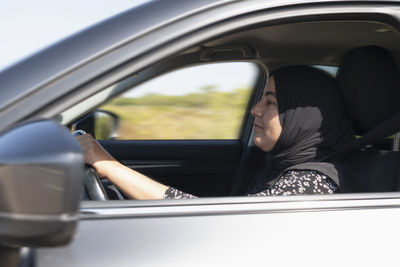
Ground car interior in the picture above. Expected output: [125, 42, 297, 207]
[62, 18, 400, 199]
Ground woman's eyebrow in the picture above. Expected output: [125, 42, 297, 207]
[264, 91, 276, 97]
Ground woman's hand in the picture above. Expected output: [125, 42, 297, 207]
[76, 133, 168, 199]
[76, 134, 118, 178]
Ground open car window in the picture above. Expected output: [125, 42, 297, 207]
[97, 62, 259, 140]
[61, 62, 260, 141]
[52, 10, 400, 200]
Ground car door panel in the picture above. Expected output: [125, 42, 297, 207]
[37, 194, 400, 266]
[100, 140, 243, 196]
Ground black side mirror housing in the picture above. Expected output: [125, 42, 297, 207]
[0, 120, 84, 248]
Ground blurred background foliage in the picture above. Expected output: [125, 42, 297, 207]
[99, 86, 251, 140]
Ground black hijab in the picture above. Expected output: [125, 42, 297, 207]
[247, 66, 354, 194]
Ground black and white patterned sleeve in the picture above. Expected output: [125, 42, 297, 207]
[164, 170, 338, 199]
[249, 170, 339, 197]
[164, 186, 198, 199]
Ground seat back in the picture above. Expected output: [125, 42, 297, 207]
[336, 46, 400, 192]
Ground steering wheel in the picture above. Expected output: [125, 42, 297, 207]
[73, 130, 109, 201]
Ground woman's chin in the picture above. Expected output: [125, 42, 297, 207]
[253, 138, 265, 150]
[254, 137, 276, 152]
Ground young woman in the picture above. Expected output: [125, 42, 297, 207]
[77, 66, 354, 199]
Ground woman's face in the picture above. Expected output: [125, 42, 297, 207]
[250, 77, 282, 152]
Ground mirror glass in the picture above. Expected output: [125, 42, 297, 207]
[95, 111, 119, 139]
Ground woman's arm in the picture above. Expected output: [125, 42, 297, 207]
[77, 134, 168, 200]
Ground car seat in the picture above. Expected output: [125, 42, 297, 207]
[336, 46, 400, 192]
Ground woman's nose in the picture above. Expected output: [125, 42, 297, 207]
[251, 101, 262, 117]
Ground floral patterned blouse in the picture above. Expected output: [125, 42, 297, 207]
[164, 170, 339, 199]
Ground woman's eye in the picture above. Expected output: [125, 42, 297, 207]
[266, 100, 275, 105]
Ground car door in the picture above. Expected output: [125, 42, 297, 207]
[3, 1, 400, 266]
[36, 194, 400, 267]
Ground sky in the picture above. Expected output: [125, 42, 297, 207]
[0, 0, 149, 71]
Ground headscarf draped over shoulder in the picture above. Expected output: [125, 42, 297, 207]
[248, 66, 354, 194]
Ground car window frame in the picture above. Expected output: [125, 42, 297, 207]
[74, 6, 400, 205]
[3, 1, 400, 206]
[87, 61, 265, 141]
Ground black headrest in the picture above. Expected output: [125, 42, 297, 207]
[336, 46, 400, 135]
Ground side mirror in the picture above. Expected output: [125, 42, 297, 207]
[0, 120, 84, 261]
[72, 110, 120, 139]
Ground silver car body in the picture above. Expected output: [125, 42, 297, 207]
[1, 0, 400, 266]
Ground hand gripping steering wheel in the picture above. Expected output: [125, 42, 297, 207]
[73, 130, 108, 201]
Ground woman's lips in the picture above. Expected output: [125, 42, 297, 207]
[253, 123, 263, 130]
